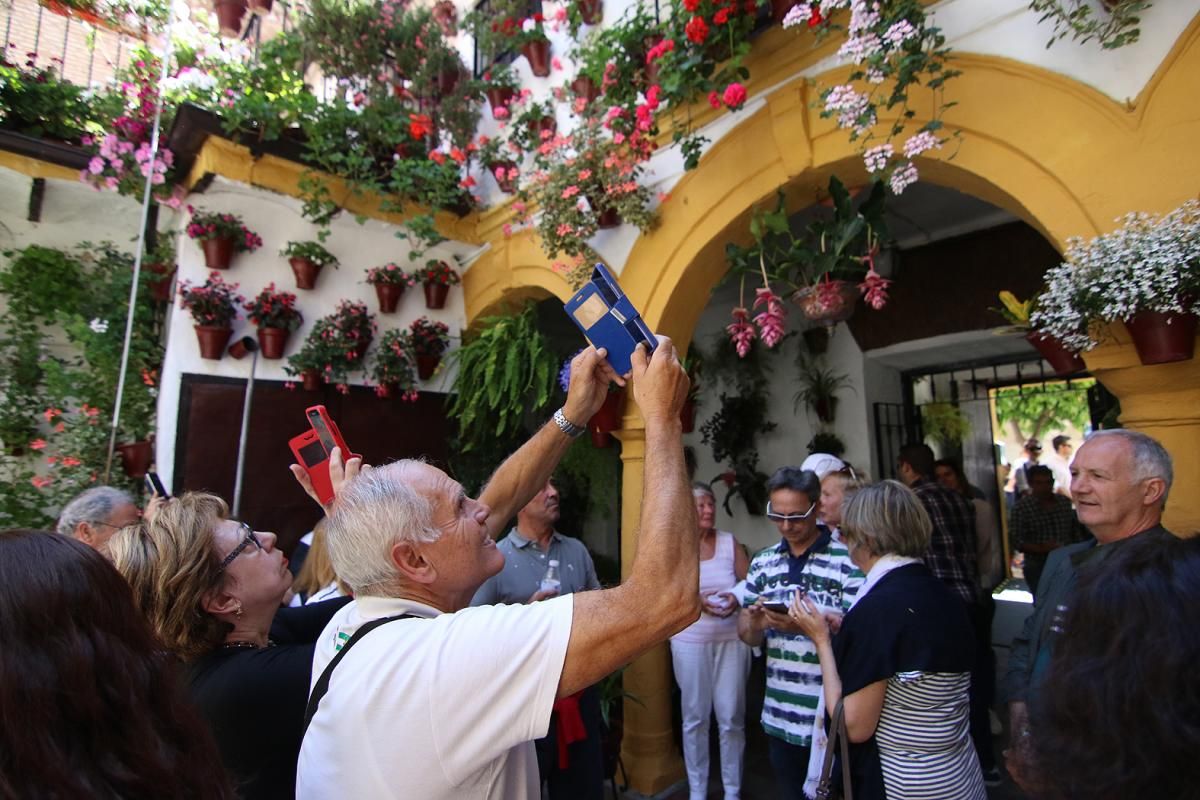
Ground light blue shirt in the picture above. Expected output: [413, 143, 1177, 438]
[471, 529, 601, 606]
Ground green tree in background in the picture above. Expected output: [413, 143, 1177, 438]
[994, 380, 1094, 443]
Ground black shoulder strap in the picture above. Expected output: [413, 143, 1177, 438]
[302, 613, 415, 737]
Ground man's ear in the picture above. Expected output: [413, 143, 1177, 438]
[392, 541, 437, 585]
[75, 521, 96, 545]
[1142, 477, 1168, 509]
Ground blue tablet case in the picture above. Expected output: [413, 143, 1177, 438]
[564, 264, 658, 376]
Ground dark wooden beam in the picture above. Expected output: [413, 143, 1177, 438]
[27, 178, 45, 222]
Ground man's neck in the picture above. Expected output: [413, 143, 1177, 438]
[517, 521, 554, 551]
[784, 529, 822, 558]
[1093, 512, 1163, 545]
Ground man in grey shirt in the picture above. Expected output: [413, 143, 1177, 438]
[472, 479, 603, 800]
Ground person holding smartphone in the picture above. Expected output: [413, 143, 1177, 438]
[737, 466, 864, 799]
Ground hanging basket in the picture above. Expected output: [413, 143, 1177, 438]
[374, 282, 406, 313]
[145, 262, 176, 303]
[578, 0, 602, 24]
[1026, 331, 1086, 376]
[116, 440, 153, 479]
[596, 207, 622, 229]
[1124, 311, 1198, 365]
[416, 354, 441, 380]
[490, 161, 518, 194]
[424, 281, 450, 310]
[256, 327, 290, 360]
[289, 257, 323, 290]
[194, 325, 233, 360]
[485, 87, 515, 120]
[570, 75, 600, 104]
[301, 369, 323, 391]
[520, 39, 552, 78]
[529, 115, 557, 142]
[201, 237, 236, 270]
[792, 279, 859, 326]
[377, 382, 397, 399]
[348, 336, 373, 364]
[213, 0, 248, 35]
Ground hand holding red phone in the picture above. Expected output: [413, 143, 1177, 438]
[290, 446, 365, 513]
[288, 406, 365, 513]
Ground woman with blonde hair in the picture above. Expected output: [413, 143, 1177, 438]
[110, 491, 350, 800]
[289, 518, 348, 606]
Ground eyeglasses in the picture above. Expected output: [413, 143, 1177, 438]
[765, 501, 817, 523]
[220, 521, 264, 570]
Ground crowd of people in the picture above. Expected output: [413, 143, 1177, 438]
[2, 337, 1197, 800]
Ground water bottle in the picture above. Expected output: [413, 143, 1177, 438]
[540, 559, 561, 595]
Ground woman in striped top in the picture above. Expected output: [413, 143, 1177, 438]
[790, 481, 986, 800]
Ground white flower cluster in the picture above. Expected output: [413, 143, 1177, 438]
[1032, 200, 1200, 351]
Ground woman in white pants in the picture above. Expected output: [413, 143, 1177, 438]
[670, 483, 751, 800]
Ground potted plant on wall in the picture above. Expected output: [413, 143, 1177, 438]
[185, 208, 263, 270]
[994, 290, 1085, 376]
[178, 271, 244, 360]
[479, 64, 519, 120]
[794, 358, 852, 424]
[143, 237, 177, 304]
[409, 316, 452, 380]
[328, 299, 376, 365]
[286, 301, 376, 392]
[365, 263, 416, 313]
[700, 388, 775, 515]
[416, 259, 461, 309]
[285, 332, 334, 391]
[1032, 200, 1200, 366]
[280, 241, 339, 290]
[368, 329, 420, 400]
[513, 14, 552, 77]
[244, 283, 303, 359]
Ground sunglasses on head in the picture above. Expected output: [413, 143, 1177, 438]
[765, 500, 817, 523]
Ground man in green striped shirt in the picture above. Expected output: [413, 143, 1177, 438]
[738, 467, 864, 799]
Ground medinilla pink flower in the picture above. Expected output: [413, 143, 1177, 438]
[752, 288, 787, 348]
[858, 267, 892, 310]
[726, 307, 757, 358]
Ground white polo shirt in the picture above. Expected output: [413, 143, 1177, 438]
[296, 594, 574, 799]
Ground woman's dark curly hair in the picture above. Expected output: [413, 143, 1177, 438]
[1025, 531, 1200, 799]
[0, 529, 233, 800]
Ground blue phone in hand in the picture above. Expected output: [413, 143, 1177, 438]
[564, 264, 658, 375]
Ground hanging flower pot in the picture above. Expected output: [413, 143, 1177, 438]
[145, 262, 176, 303]
[1026, 332, 1085, 376]
[680, 398, 696, 433]
[437, 67, 460, 96]
[485, 87, 515, 120]
[349, 336, 373, 363]
[596, 206, 622, 229]
[289, 257, 323, 290]
[490, 161, 518, 194]
[201, 237, 236, 270]
[792, 279, 859, 326]
[213, 0, 248, 35]
[301, 369, 322, 391]
[578, 0, 602, 24]
[116, 440, 153, 479]
[589, 389, 624, 448]
[1124, 311, 1198, 365]
[416, 354, 441, 380]
[248, 0, 272, 13]
[529, 115, 557, 141]
[194, 325, 234, 360]
[521, 39, 552, 78]
[377, 382, 397, 399]
[570, 75, 600, 104]
[424, 281, 450, 310]
[641, 35, 664, 84]
[256, 327, 290, 360]
[374, 282, 406, 313]
[812, 397, 838, 424]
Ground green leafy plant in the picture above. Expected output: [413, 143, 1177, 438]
[244, 284, 303, 331]
[177, 271, 244, 327]
[1029, 0, 1151, 49]
[807, 431, 845, 458]
[0, 61, 97, 142]
[794, 358, 853, 423]
[700, 390, 774, 516]
[286, 301, 376, 389]
[365, 263, 416, 287]
[185, 208, 263, 251]
[409, 317, 451, 357]
[993, 290, 1035, 329]
[415, 259, 461, 286]
[462, 0, 531, 63]
[921, 401, 970, 447]
[368, 329, 419, 400]
[281, 241, 339, 268]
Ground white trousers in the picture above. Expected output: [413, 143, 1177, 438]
[670, 638, 752, 800]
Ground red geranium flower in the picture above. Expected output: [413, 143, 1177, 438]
[685, 16, 709, 44]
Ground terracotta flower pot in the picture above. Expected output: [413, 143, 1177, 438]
[374, 282, 406, 313]
[424, 281, 450, 310]
[578, 0, 602, 25]
[1124, 311, 1198, 365]
[1026, 331, 1085, 376]
[680, 398, 696, 433]
[485, 87, 515, 120]
[194, 325, 233, 360]
[437, 67, 460, 96]
[289, 257, 323, 290]
[416, 354, 441, 380]
[570, 75, 600, 104]
[596, 206, 622, 229]
[813, 397, 838, 424]
[201, 237, 235, 270]
[213, 0, 248, 35]
[145, 262, 176, 303]
[349, 336, 372, 363]
[792, 279, 859, 325]
[589, 389, 624, 447]
[377, 382, 397, 399]
[248, 0, 272, 13]
[642, 34, 663, 84]
[770, 0, 799, 23]
[521, 39, 552, 78]
[301, 369, 322, 391]
[116, 440, 153, 479]
[256, 327, 289, 359]
[529, 115, 557, 142]
[490, 161, 518, 194]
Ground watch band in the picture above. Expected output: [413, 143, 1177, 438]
[553, 408, 585, 438]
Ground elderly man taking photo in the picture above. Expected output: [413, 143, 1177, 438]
[296, 340, 698, 800]
[1004, 429, 1175, 783]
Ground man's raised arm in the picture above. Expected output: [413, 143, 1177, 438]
[479, 347, 621, 539]
[558, 337, 700, 697]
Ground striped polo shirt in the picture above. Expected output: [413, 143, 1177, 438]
[744, 531, 864, 746]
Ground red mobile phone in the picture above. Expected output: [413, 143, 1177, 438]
[288, 405, 359, 507]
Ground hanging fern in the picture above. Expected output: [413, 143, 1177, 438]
[447, 303, 558, 453]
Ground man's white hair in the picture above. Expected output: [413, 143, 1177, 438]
[325, 460, 442, 596]
[56, 486, 134, 537]
[1085, 429, 1174, 502]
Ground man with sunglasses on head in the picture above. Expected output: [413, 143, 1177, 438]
[738, 466, 864, 799]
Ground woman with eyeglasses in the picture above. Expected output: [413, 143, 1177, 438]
[110, 491, 352, 800]
[670, 482, 752, 800]
[788, 481, 985, 800]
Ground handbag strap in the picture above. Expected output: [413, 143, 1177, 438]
[836, 700, 853, 800]
[301, 613, 414, 738]
[815, 699, 854, 800]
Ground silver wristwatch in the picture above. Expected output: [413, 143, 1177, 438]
[553, 408, 585, 438]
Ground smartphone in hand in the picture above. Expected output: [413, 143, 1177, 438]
[288, 405, 359, 507]
[144, 471, 168, 499]
[564, 263, 658, 375]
